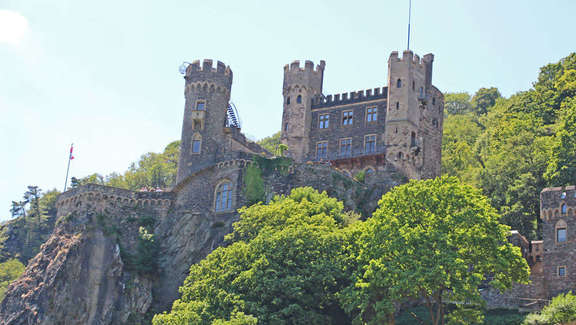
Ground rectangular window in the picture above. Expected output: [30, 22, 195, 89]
[319, 114, 330, 129]
[364, 134, 376, 153]
[366, 107, 378, 123]
[342, 111, 353, 126]
[558, 266, 566, 277]
[195, 101, 206, 111]
[557, 228, 567, 243]
[339, 138, 352, 157]
[192, 140, 201, 153]
[316, 141, 328, 160]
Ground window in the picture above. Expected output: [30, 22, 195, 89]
[412, 80, 415, 90]
[397, 152, 403, 160]
[432, 97, 436, 105]
[366, 107, 378, 123]
[365, 135, 376, 153]
[397, 78, 402, 88]
[557, 227, 567, 243]
[284, 123, 288, 131]
[561, 192, 567, 199]
[339, 138, 352, 156]
[297, 95, 302, 104]
[432, 119, 439, 128]
[342, 111, 353, 126]
[192, 140, 201, 153]
[410, 132, 417, 147]
[562, 203, 568, 214]
[396, 102, 400, 110]
[191, 133, 202, 154]
[215, 182, 233, 211]
[195, 100, 206, 111]
[319, 114, 330, 129]
[286, 97, 290, 105]
[316, 142, 328, 160]
[558, 266, 566, 277]
[192, 119, 202, 130]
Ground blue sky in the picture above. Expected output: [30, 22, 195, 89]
[0, 0, 574, 220]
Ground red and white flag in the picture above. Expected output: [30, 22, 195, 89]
[69, 144, 75, 160]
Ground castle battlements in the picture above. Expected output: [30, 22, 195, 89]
[184, 59, 233, 88]
[283, 60, 325, 74]
[311, 86, 388, 108]
[389, 50, 434, 71]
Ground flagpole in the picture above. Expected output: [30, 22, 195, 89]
[63, 143, 73, 192]
[407, 0, 412, 50]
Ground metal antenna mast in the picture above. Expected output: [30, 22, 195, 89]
[407, 0, 412, 50]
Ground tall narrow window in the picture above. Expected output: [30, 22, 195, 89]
[195, 100, 206, 111]
[412, 81, 415, 90]
[284, 123, 288, 131]
[366, 107, 378, 123]
[397, 79, 402, 88]
[316, 141, 328, 160]
[419, 87, 424, 97]
[557, 228, 567, 243]
[432, 97, 436, 105]
[286, 97, 291, 105]
[396, 102, 400, 110]
[319, 114, 330, 129]
[297, 95, 302, 104]
[342, 111, 353, 126]
[558, 266, 566, 277]
[191, 134, 202, 154]
[215, 182, 233, 211]
[562, 203, 568, 214]
[410, 132, 417, 147]
[339, 138, 352, 157]
[365, 135, 376, 153]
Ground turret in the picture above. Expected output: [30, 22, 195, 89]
[384, 50, 442, 179]
[176, 59, 233, 184]
[280, 60, 325, 162]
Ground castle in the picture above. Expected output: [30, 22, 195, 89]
[0, 50, 448, 324]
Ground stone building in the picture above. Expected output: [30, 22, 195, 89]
[281, 50, 444, 179]
[0, 50, 445, 324]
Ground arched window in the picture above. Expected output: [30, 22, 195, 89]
[215, 182, 233, 211]
[191, 133, 202, 154]
[286, 97, 291, 105]
[410, 132, 417, 147]
[562, 203, 568, 215]
[396, 102, 400, 110]
[397, 79, 402, 88]
[297, 95, 302, 104]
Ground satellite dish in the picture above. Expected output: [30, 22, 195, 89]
[179, 62, 191, 75]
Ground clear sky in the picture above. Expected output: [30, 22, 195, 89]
[0, 0, 574, 220]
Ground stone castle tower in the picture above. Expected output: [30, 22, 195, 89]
[281, 50, 444, 180]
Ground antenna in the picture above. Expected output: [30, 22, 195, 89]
[179, 62, 191, 75]
[407, 0, 412, 50]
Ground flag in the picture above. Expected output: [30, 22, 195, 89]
[70, 144, 75, 160]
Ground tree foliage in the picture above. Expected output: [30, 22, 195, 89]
[256, 131, 281, 154]
[523, 292, 576, 325]
[340, 177, 529, 325]
[0, 258, 25, 301]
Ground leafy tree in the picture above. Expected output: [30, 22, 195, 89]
[471, 87, 501, 115]
[523, 292, 576, 325]
[545, 97, 576, 185]
[9, 201, 26, 219]
[441, 113, 482, 185]
[341, 177, 530, 325]
[243, 164, 265, 206]
[0, 258, 25, 301]
[154, 187, 352, 325]
[444, 93, 473, 115]
[256, 131, 281, 154]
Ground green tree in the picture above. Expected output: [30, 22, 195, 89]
[523, 292, 576, 325]
[0, 259, 25, 301]
[154, 187, 352, 325]
[441, 113, 482, 185]
[545, 97, 576, 185]
[256, 131, 281, 154]
[471, 87, 501, 115]
[341, 177, 530, 325]
[444, 93, 473, 115]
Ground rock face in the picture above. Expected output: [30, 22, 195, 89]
[0, 160, 405, 325]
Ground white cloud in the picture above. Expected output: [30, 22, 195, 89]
[0, 10, 29, 46]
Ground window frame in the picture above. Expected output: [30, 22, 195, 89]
[342, 110, 353, 126]
[316, 141, 328, 160]
[195, 100, 206, 111]
[558, 266, 567, 277]
[366, 106, 378, 124]
[214, 181, 233, 212]
[364, 134, 377, 153]
[339, 138, 352, 157]
[318, 113, 330, 129]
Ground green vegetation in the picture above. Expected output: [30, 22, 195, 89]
[256, 131, 281, 154]
[0, 258, 25, 301]
[243, 164, 265, 206]
[155, 181, 527, 324]
[441, 53, 576, 239]
[121, 217, 159, 276]
[523, 292, 576, 325]
[71, 140, 180, 190]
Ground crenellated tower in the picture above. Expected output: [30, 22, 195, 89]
[176, 59, 233, 184]
[384, 50, 443, 179]
[281, 60, 325, 162]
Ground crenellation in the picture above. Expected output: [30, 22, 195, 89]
[312, 86, 388, 108]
